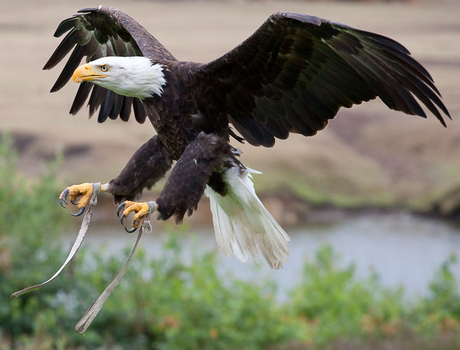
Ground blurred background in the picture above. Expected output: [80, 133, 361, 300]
[1, 0, 460, 349]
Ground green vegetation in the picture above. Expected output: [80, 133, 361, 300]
[1, 136, 460, 349]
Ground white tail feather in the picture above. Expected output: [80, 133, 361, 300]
[205, 166, 290, 269]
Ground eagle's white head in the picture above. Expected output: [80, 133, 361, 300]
[72, 56, 166, 99]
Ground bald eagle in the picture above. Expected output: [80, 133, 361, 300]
[49, 7, 449, 269]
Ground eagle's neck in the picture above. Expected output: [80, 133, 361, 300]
[100, 56, 166, 99]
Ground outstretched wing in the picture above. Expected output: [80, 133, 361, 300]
[43, 6, 176, 123]
[197, 12, 450, 147]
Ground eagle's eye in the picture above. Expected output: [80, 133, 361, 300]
[100, 64, 109, 72]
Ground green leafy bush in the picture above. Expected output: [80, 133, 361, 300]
[411, 254, 460, 336]
[289, 245, 406, 344]
[0, 134, 87, 348]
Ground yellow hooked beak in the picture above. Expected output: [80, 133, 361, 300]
[72, 64, 106, 83]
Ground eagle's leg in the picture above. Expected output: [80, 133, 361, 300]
[59, 136, 173, 217]
[106, 135, 173, 203]
[118, 132, 234, 231]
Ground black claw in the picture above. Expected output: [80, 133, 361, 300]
[71, 207, 85, 217]
[70, 200, 79, 206]
[125, 226, 137, 234]
[116, 202, 126, 218]
[117, 202, 138, 233]
[59, 188, 69, 208]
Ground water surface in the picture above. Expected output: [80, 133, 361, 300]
[63, 211, 460, 301]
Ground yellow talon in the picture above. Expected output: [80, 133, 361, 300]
[120, 201, 150, 228]
[60, 183, 93, 208]
[117, 200, 157, 233]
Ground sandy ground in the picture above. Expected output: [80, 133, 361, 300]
[1, 0, 459, 222]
